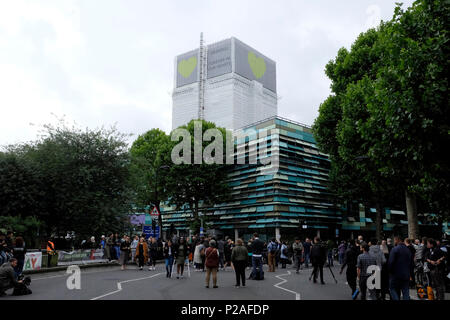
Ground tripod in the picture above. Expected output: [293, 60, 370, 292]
[309, 264, 338, 284]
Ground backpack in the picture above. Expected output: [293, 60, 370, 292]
[269, 243, 278, 254]
[250, 268, 264, 280]
[12, 276, 32, 296]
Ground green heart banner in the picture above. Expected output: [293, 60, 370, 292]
[178, 56, 197, 78]
[248, 51, 266, 79]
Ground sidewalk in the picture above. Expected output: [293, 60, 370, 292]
[23, 261, 119, 275]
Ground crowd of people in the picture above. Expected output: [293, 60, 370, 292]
[1, 229, 449, 299]
[339, 235, 449, 300]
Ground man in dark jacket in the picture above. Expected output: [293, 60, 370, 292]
[340, 239, 360, 298]
[310, 237, 327, 284]
[250, 233, 264, 280]
[0, 258, 23, 296]
[388, 236, 413, 300]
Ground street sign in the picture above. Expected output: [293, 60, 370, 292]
[150, 206, 160, 217]
[200, 227, 204, 236]
[143, 225, 160, 240]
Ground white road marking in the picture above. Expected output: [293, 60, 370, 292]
[90, 273, 163, 300]
[274, 271, 301, 300]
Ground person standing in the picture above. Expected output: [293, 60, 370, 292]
[149, 237, 158, 271]
[310, 237, 326, 284]
[368, 239, 386, 300]
[357, 244, 378, 300]
[194, 241, 205, 272]
[424, 238, 446, 300]
[388, 236, 413, 300]
[130, 235, 139, 262]
[267, 238, 278, 272]
[12, 237, 26, 279]
[46, 238, 56, 268]
[174, 237, 189, 279]
[292, 238, 304, 273]
[231, 239, 248, 288]
[380, 239, 390, 300]
[338, 241, 346, 265]
[163, 240, 175, 278]
[114, 233, 121, 260]
[303, 238, 312, 268]
[224, 238, 231, 268]
[205, 240, 219, 288]
[326, 239, 335, 267]
[404, 238, 416, 288]
[134, 237, 148, 270]
[217, 237, 225, 271]
[106, 233, 115, 261]
[340, 239, 360, 299]
[119, 236, 131, 271]
[250, 233, 264, 280]
[280, 241, 289, 269]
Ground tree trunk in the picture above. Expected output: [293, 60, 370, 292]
[375, 202, 383, 241]
[405, 189, 419, 239]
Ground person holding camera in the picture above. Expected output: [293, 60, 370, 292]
[0, 258, 23, 297]
[310, 237, 327, 284]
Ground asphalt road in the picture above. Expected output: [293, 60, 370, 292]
[2, 262, 358, 300]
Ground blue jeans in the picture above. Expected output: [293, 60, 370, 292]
[339, 252, 345, 265]
[304, 253, 310, 267]
[165, 256, 174, 275]
[389, 278, 410, 300]
[252, 256, 263, 279]
[327, 250, 333, 266]
[114, 246, 121, 259]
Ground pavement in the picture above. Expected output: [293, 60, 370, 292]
[3, 263, 448, 300]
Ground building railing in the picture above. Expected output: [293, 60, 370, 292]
[237, 115, 312, 131]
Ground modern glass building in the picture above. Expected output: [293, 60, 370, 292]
[161, 116, 342, 241]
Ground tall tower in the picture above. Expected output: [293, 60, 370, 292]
[172, 37, 277, 130]
[198, 32, 206, 120]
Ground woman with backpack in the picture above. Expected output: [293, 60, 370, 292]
[205, 239, 219, 288]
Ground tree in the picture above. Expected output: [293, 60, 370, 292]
[360, 0, 449, 238]
[314, 28, 399, 240]
[129, 128, 172, 231]
[314, 0, 449, 239]
[5, 121, 134, 240]
[166, 119, 232, 234]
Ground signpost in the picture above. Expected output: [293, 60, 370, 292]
[143, 206, 161, 240]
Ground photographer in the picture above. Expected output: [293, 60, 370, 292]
[0, 258, 23, 297]
[310, 237, 327, 284]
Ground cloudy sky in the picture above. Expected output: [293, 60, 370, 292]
[0, 0, 415, 147]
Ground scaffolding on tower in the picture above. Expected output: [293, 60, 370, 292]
[198, 32, 207, 120]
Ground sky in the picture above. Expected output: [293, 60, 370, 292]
[0, 0, 415, 147]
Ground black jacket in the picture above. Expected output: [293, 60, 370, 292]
[341, 245, 359, 272]
[310, 242, 327, 265]
[163, 244, 174, 259]
[251, 238, 264, 256]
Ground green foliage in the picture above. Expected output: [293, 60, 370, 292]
[0, 120, 133, 241]
[166, 119, 232, 233]
[313, 0, 449, 234]
[129, 128, 172, 225]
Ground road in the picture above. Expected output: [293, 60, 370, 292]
[3, 263, 354, 300]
